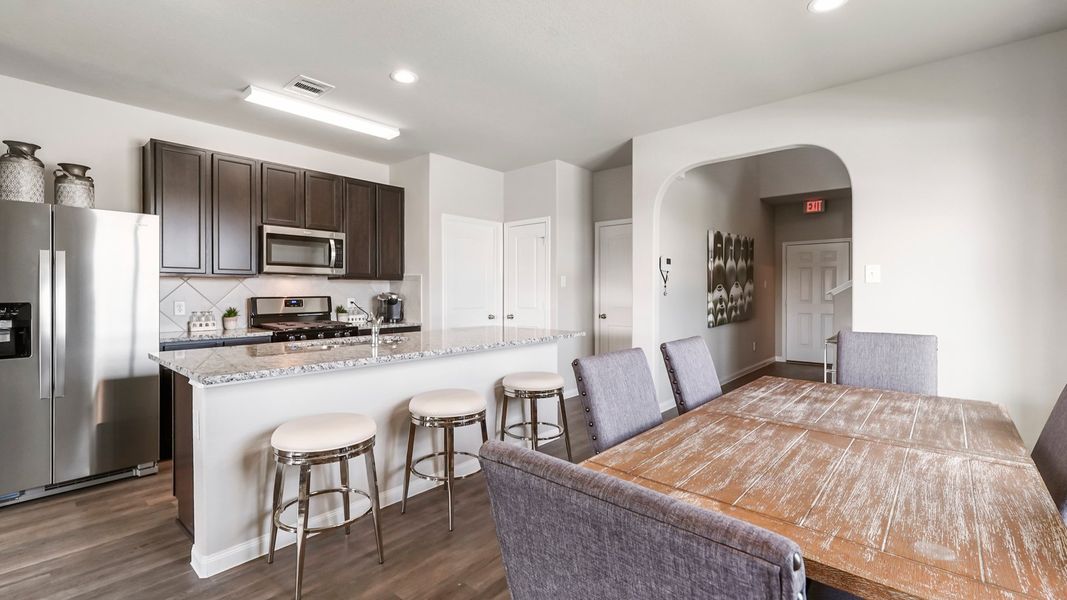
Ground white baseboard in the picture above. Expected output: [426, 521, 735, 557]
[191, 457, 484, 578]
[774, 355, 785, 363]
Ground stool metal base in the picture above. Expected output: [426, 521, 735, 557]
[499, 386, 572, 462]
[273, 487, 372, 535]
[410, 451, 481, 483]
[401, 409, 490, 532]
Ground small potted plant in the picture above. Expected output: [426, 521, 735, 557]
[222, 307, 239, 331]
[335, 305, 348, 323]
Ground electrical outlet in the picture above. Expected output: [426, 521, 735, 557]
[752, 341, 757, 352]
[560, 275, 567, 288]
[346, 297, 356, 310]
[865, 264, 882, 284]
[173, 301, 186, 316]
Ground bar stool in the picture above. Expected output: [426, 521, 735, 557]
[267, 413, 383, 600]
[499, 371, 572, 462]
[401, 388, 489, 531]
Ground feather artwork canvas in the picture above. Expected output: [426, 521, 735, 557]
[708, 230, 754, 327]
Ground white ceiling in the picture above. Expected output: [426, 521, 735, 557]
[2, 1, 1065, 171]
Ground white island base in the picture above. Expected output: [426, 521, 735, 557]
[172, 335, 569, 578]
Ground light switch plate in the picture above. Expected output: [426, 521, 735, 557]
[865, 265, 882, 284]
[174, 301, 186, 316]
[560, 275, 567, 288]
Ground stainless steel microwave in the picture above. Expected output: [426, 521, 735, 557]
[261, 225, 345, 275]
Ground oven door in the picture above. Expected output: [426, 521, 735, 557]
[261, 225, 345, 275]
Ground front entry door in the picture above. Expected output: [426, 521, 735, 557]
[785, 241, 850, 363]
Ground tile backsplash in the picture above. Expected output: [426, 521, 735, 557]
[159, 274, 422, 333]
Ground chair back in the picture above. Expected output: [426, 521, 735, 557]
[1033, 385, 1067, 523]
[479, 441, 807, 600]
[836, 329, 937, 395]
[660, 336, 723, 414]
[572, 348, 663, 453]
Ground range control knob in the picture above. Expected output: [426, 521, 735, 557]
[317, 332, 326, 339]
[287, 335, 296, 341]
[298, 334, 308, 341]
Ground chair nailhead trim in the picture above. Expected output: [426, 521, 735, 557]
[591, 435, 597, 440]
[792, 552, 802, 570]
[584, 407, 590, 412]
[588, 421, 593, 427]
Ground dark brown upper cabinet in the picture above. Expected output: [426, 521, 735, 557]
[143, 140, 210, 274]
[211, 153, 258, 275]
[261, 163, 304, 228]
[342, 179, 376, 279]
[304, 170, 344, 232]
[339, 179, 404, 280]
[376, 184, 405, 280]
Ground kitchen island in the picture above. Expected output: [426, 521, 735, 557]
[150, 327, 582, 578]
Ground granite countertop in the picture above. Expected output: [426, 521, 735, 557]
[150, 326, 582, 386]
[159, 328, 274, 343]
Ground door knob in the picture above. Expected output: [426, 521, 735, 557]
[599, 313, 607, 319]
[488, 314, 496, 320]
[506, 314, 515, 320]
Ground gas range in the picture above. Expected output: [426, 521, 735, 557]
[248, 296, 362, 342]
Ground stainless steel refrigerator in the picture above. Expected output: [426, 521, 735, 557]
[0, 201, 159, 503]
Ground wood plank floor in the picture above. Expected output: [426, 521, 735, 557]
[0, 362, 820, 600]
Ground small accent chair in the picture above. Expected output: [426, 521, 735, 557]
[660, 336, 723, 414]
[1032, 384, 1067, 524]
[572, 348, 663, 454]
[267, 413, 383, 600]
[479, 441, 807, 600]
[835, 329, 938, 395]
[401, 388, 489, 531]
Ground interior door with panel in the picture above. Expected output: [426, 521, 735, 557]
[211, 153, 258, 275]
[304, 170, 344, 232]
[594, 220, 633, 354]
[504, 218, 550, 329]
[376, 185, 405, 280]
[442, 215, 502, 329]
[785, 241, 851, 363]
[261, 162, 304, 228]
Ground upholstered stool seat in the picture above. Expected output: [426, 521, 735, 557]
[502, 371, 566, 392]
[409, 388, 486, 419]
[270, 413, 377, 453]
[267, 412, 383, 600]
[500, 371, 572, 461]
[402, 388, 489, 531]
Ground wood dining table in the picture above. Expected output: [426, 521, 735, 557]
[582, 376, 1067, 599]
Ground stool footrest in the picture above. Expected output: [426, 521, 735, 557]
[503, 421, 564, 443]
[410, 451, 482, 482]
[273, 487, 372, 535]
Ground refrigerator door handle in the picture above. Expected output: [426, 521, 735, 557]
[54, 250, 66, 398]
[39, 249, 52, 399]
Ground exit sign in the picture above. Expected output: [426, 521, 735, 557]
[804, 198, 825, 214]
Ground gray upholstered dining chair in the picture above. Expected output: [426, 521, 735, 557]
[479, 441, 807, 600]
[835, 329, 938, 395]
[1032, 384, 1067, 524]
[571, 348, 663, 454]
[660, 336, 723, 414]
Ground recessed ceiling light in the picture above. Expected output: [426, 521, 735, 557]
[807, 0, 849, 13]
[242, 85, 400, 140]
[390, 69, 419, 84]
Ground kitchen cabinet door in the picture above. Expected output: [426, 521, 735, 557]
[343, 178, 376, 279]
[304, 170, 344, 232]
[261, 162, 304, 228]
[211, 153, 258, 275]
[144, 140, 209, 274]
[376, 184, 405, 280]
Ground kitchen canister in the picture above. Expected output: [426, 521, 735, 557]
[54, 163, 95, 208]
[0, 140, 45, 203]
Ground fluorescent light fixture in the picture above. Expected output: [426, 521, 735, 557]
[807, 0, 849, 13]
[241, 85, 400, 140]
[390, 69, 419, 84]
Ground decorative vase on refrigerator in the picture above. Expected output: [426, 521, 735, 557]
[0, 140, 45, 204]
[54, 163, 95, 208]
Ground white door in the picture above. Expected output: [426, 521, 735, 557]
[504, 218, 551, 329]
[442, 215, 502, 328]
[594, 220, 633, 354]
[785, 241, 850, 362]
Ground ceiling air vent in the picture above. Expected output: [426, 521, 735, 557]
[283, 75, 335, 99]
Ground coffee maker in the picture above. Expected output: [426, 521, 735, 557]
[375, 293, 404, 323]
